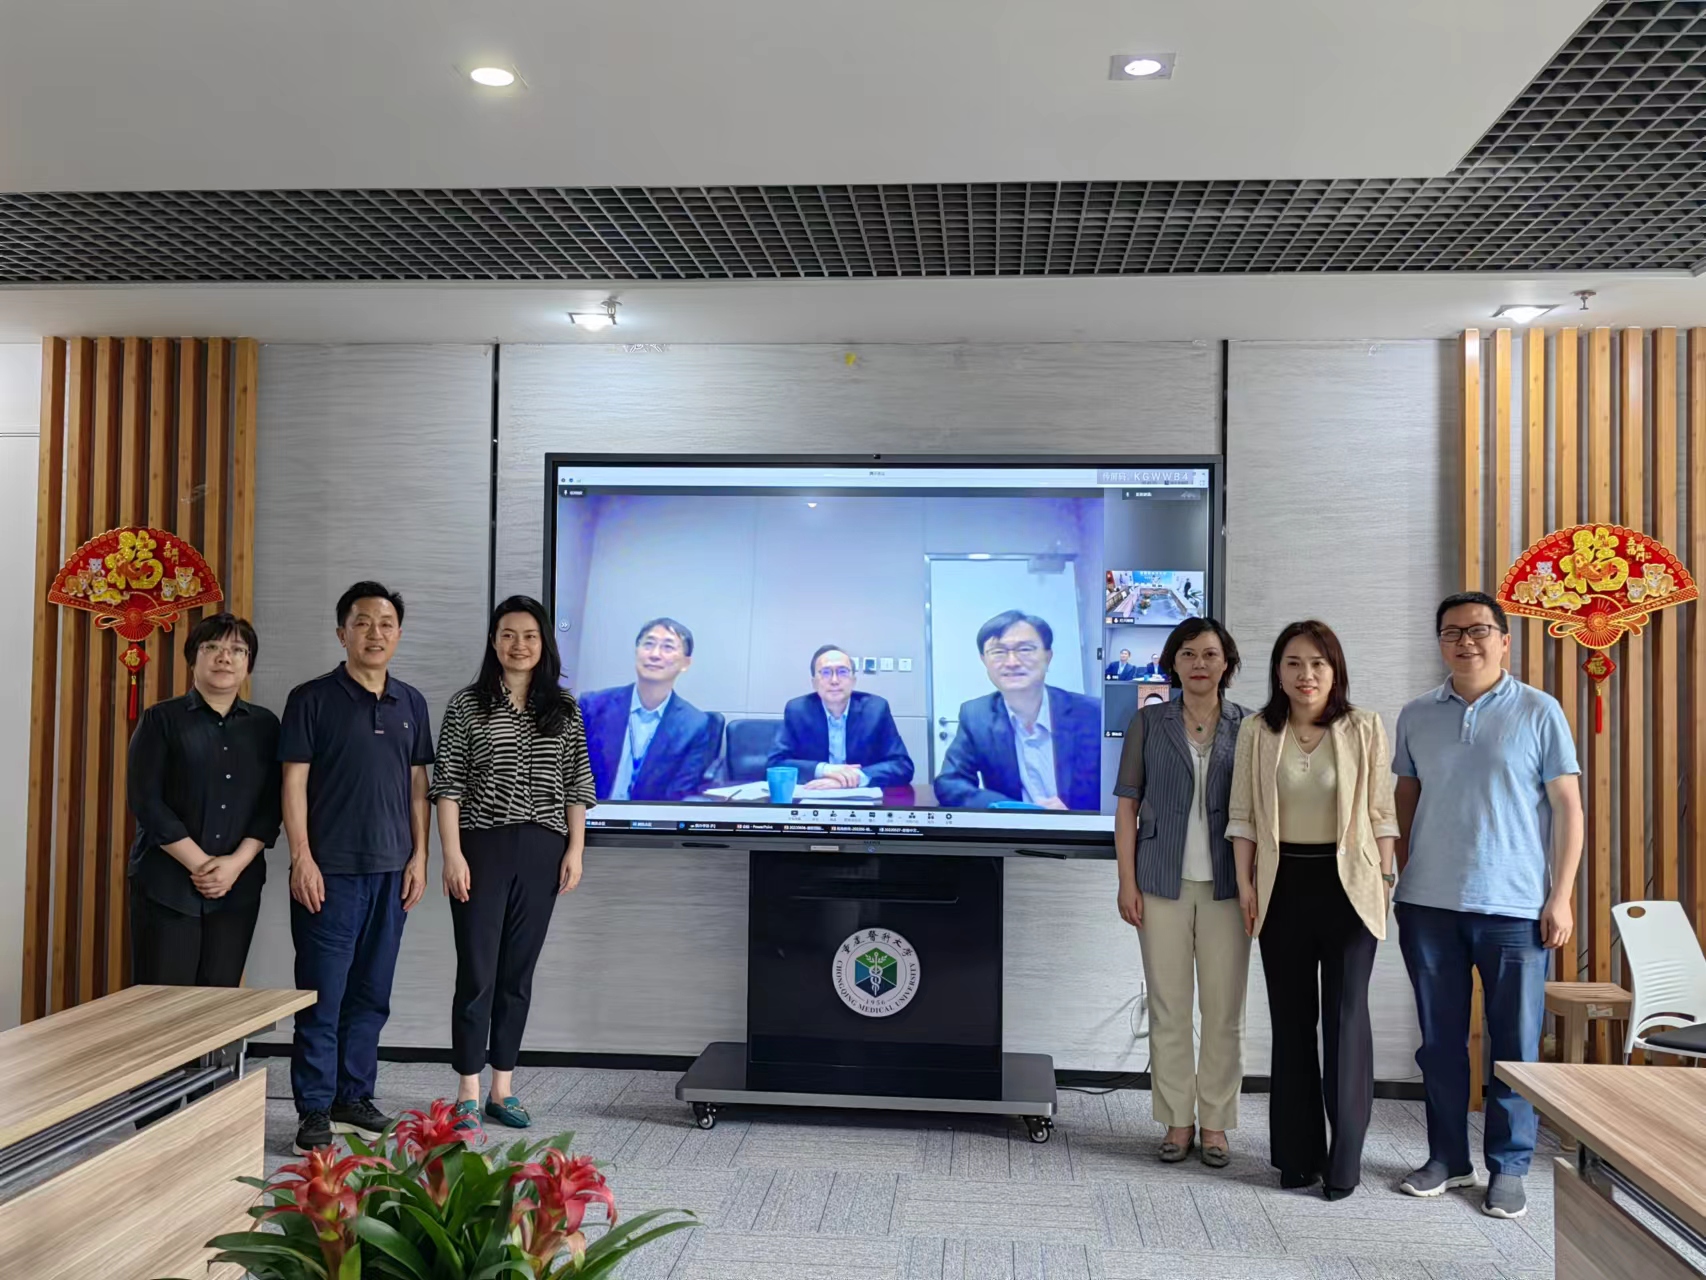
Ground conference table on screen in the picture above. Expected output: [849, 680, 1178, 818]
[687, 783, 938, 809]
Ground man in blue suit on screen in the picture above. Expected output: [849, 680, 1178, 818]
[769, 644, 914, 790]
[579, 618, 717, 802]
[935, 609, 1102, 811]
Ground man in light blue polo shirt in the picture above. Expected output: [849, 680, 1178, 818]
[1391, 591, 1583, 1221]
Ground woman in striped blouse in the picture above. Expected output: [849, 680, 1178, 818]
[431, 594, 597, 1129]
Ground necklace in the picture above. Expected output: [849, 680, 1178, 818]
[1288, 721, 1324, 771]
[1185, 700, 1219, 741]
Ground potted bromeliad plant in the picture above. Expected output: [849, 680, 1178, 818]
[182, 1100, 695, 1279]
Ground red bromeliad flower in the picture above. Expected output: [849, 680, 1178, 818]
[265, 1148, 391, 1272]
[510, 1150, 618, 1274]
[393, 1099, 478, 1203]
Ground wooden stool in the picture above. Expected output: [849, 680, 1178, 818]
[1542, 981, 1632, 1150]
[1545, 981, 1631, 1063]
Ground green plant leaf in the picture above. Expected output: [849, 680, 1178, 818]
[577, 1208, 697, 1260]
[208, 1242, 327, 1279]
[400, 1202, 465, 1272]
[468, 1261, 533, 1280]
[567, 1219, 699, 1280]
[471, 1178, 520, 1270]
[236, 1175, 272, 1190]
[353, 1216, 431, 1280]
[339, 1243, 363, 1280]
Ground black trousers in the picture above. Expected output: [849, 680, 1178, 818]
[1258, 847, 1378, 1190]
[449, 823, 563, 1076]
[130, 890, 261, 987]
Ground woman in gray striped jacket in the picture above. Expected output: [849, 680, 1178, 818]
[1113, 618, 1252, 1167]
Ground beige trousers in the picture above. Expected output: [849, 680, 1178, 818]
[1136, 879, 1252, 1131]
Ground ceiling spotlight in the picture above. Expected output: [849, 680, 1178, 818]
[1492, 304, 1557, 325]
[567, 299, 619, 331]
[1109, 53, 1175, 81]
[469, 66, 517, 87]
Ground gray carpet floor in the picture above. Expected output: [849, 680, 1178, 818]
[255, 1059, 1565, 1279]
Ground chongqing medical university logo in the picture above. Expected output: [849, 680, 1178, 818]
[831, 928, 920, 1017]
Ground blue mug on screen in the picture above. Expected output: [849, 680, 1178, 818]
[766, 766, 799, 804]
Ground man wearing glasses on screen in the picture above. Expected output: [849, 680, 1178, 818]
[935, 609, 1102, 812]
[770, 644, 915, 791]
[579, 618, 718, 802]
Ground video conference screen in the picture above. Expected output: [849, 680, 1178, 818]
[545, 458, 1217, 852]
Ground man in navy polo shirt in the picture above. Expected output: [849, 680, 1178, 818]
[1391, 591, 1583, 1221]
[280, 580, 434, 1155]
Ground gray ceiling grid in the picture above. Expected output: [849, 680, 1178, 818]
[2, 0, 1704, 282]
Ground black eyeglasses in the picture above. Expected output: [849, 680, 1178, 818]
[1438, 624, 1502, 643]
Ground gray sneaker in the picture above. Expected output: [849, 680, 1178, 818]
[1482, 1174, 1527, 1219]
[1398, 1160, 1478, 1197]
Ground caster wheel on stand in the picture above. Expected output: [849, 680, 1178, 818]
[693, 1102, 718, 1130]
[1023, 1116, 1053, 1144]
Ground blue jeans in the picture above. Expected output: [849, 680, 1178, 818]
[1396, 902, 1548, 1177]
[290, 870, 406, 1114]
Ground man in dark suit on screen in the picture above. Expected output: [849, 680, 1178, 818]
[580, 617, 717, 802]
[1105, 648, 1140, 681]
[935, 609, 1102, 812]
[769, 645, 914, 790]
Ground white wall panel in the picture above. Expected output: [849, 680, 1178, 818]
[246, 345, 494, 1042]
[1226, 339, 1459, 1078]
[0, 344, 42, 1029]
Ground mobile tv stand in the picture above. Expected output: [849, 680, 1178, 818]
[674, 848, 1059, 1143]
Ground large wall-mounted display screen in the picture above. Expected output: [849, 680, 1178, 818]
[545, 457, 1218, 852]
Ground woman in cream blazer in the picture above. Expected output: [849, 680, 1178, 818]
[1226, 620, 1397, 1202]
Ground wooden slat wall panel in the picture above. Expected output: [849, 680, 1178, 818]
[201, 338, 227, 625]
[22, 339, 67, 1024]
[108, 340, 145, 993]
[230, 339, 258, 624]
[21, 335, 253, 1018]
[79, 340, 118, 1005]
[1653, 330, 1680, 905]
[1556, 328, 1581, 983]
[144, 341, 174, 708]
[1523, 328, 1546, 690]
[1586, 328, 1614, 1061]
[1619, 331, 1646, 920]
[1692, 330, 1706, 950]
[175, 339, 201, 694]
[1463, 324, 1706, 1062]
[51, 340, 93, 1013]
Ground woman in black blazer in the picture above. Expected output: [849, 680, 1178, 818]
[1113, 618, 1251, 1167]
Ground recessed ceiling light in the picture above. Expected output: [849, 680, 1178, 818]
[1492, 304, 1557, 325]
[1109, 53, 1175, 81]
[469, 66, 517, 87]
[567, 298, 619, 331]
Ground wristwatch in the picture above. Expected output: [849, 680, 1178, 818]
[1382, 872, 1397, 886]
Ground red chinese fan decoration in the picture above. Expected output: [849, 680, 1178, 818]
[1497, 523, 1695, 733]
[48, 526, 224, 720]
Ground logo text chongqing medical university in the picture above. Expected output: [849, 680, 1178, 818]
[832, 928, 920, 1017]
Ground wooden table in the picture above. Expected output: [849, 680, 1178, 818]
[0, 984, 314, 1148]
[0, 985, 315, 1280]
[1498, 1062, 1706, 1278]
[1546, 981, 1632, 1064]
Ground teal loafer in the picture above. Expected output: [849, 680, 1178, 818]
[451, 1098, 482, 1136]
[484, 1094, 531, 1129]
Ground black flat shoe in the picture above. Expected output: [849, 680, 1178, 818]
[1322, 1184, 1357, 1202]
[1280, 1169, 1322, 1190]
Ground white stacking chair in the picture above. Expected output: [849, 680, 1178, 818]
[1611, 900, 1706, 1063]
